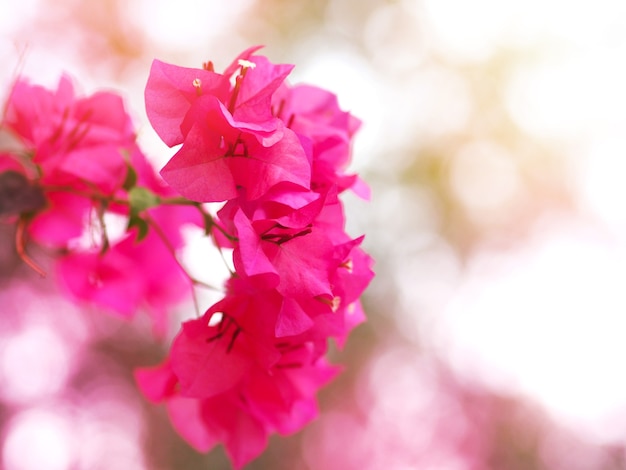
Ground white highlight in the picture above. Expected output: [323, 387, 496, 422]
[208, 312, 224, 327]
[0, 326, 72, 403]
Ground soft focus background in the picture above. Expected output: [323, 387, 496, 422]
[2, 1, 626, 468]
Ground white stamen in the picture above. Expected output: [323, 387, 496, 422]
[238, 59, 256, 69]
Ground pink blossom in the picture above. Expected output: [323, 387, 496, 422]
[130, 47, 374, 469]
[145, 59, 230, 147]
[169, 310, 279, 399]
[57, 228, 191, 336]
[5, 75, 136, 194]
[160, 113, 310, 202]
[273, 83, 368, 197]
[145, 46, 292, 149]
[244, 351, 340, 435]
[137, 361, 269, 469]
[232, 208, 333, 300]
[146, 47, 311, 203]
[2, 77, 144, 249]
[136, 336, 339, 469]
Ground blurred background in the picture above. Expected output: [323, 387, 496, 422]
[2, 0, 626, 468]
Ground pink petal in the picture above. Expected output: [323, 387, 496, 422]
[170, 316, 254, 398]
[145, 59, 229, 146]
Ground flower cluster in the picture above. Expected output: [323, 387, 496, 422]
[0, 75, 201, 336]
[0, 47, 373, 468]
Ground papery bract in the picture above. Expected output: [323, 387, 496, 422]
[227, 54, 293, 146]
[244, 354, 340, 435]
[160, 106, 310, 202]
[170, 393, 269, 470]
[170, 313, 256, 398]
[273, 83, 368, 197]
[232, 209, 333, 300]
[145, 59, 230, 147]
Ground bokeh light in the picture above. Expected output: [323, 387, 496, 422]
[0, 325, 73, 403]
[3, 407, 75, 470]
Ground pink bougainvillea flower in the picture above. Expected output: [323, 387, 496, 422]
[170, 312, 277, 399]
[232, 208, 333, 301]
[129, 47, 374, 469]
[160, 97, 310, 202]
[137, 360, 270, 470]
[1, 77, 141, 250]
[169, 278, 290, 398]
[224, 53, 293, 146]
[283, 236, 373, 344]
[331, 237, 375, 306]
[147, 47, 312, 203]
[145, 59, 230, 147]
[136, 336, 340, 469]
[273, 83, 370, 197]
[324, 237, 374, 346]
[274, 83, 361, 140]
[176, 392, 269, 469]
[57, 228, 191, 336]
[4, 75, 136, 194]
[146, 46, 292, 150]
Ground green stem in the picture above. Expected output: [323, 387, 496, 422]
[144, 213, 222, 317]
[158, 196, 203, 206]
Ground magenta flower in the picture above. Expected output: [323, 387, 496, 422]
[146, 47, 311, 203]
[160, 117, 310, 202]
[243, 349, 340, 435]
[146, 46, 292, 148]
[232, 208, 333, 300]
[57, 228, 191, 336]
[136, 361, 270, 470]
[1, 77, 141, 250]
[169, 310, 280, 399]
[273, 83, 369, 197]
[5, 75, 136, 194]
[136, 329, 339, 469]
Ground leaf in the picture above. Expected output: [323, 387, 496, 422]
[122, 162, 138, 191]
[128, 186, 161, 213]
[127, 212, 149, 241]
